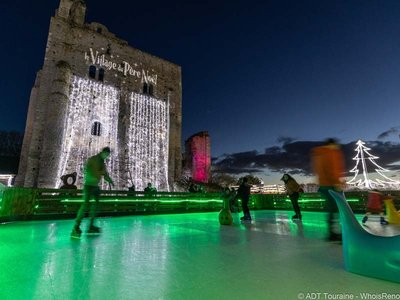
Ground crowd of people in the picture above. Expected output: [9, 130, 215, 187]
[221, 138, 393, 241]
[71, 139, 393, 241]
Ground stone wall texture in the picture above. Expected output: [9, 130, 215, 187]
[16, 0, 182, 190]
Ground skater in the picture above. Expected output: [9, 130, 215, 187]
[229, 187, 239, 213]
[311, 138, 345, 241]
[281, 173, 302, 220]
[144, 182, 157, 197]
[128, 184, 136, 196]
[71, 147, 114, 238]
[222, 187, 238, 213]
[219, 188, 234, 225]
[237, 177, 252, 221]
[362, 189, 389, 225]
[188, 182, 198, 193]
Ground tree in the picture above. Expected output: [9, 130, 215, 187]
[0, 131, 23, 174]
[347, 140, 400, 189]
[0, 131, 23, 156]
[209, 173, 237, 187]
[237, 175, 262, 185]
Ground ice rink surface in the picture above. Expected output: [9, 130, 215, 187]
[0, 210, 399, 300]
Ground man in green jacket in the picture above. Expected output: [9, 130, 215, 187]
[71, 147, 114, 238]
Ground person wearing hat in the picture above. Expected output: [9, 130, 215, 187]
[71, 147, 114, 238]
[281, 173, 302, 220]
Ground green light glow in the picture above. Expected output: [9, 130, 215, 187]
[284, 198, 361, 203]
[60, 199, 223, 204]
[1, 187, 373, 221]
[156, 200, 222, 204]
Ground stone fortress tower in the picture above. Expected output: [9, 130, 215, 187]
[183, 132, 211, 183]
[16, 0, 182, 191]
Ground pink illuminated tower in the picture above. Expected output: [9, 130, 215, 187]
[184, 132, 211, 183]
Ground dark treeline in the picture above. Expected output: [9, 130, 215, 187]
[0, 130, 23, 173]
[0, 131, 23, 156]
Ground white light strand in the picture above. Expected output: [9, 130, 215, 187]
[347, 140, 400, 189]
[126, 93, 169, 191]
[56, 76, 120, 189]
[54, 76, 170, 191]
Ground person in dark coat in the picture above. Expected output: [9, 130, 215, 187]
[237, 177, 251, 221]
[281, 173, 303, 220]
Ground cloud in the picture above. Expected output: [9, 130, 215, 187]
[276, 136, 296, 144]
[377, 127, 400, 140]
[213, 139, 400, 177]
[359, 141, 400, 171]
[213, 151, 263, 174]
[213, 140, 322, 176]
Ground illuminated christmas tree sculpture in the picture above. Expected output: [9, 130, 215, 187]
[347, 140, 400, 189]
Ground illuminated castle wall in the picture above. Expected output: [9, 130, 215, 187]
[183, 132, 211, 183]
[16, 0, 182, 191]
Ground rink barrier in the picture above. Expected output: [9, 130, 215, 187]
[329, 190, 400, 283]
[1, 188, 399, 222]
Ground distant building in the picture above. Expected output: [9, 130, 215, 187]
[260, 184, 286, 194]
[16, 0, 182, 190]
[183, 132, 211, 183]
[230, 184, 286, 194]
[303, 183, 319, 193]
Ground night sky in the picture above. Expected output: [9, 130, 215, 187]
[2, 0, 400, 184]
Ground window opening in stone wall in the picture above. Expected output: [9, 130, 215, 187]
[96, 27, 102, 34]
[98, 68, 105, 82]
[143, 83, 148, 94]
[91, 121, 102, 136]
[142, 83, 154, 96]
[89, 65, 96, 79]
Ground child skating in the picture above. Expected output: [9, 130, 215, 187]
[362, 189, 389, 225]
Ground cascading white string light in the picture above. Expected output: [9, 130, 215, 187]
[55, 76, 169, 191]
[56, 76, 120, 189]
[126, 93, 169, 191]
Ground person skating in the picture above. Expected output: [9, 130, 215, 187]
[144, 182, 157, 197]
[229, 187, 239, 213]
[362, 189, 389, 225]
[311, 138, 345, 241]
[237, 177, 252, 221]
[281, 173, 303, 220]
[71, 147, 114, 238]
